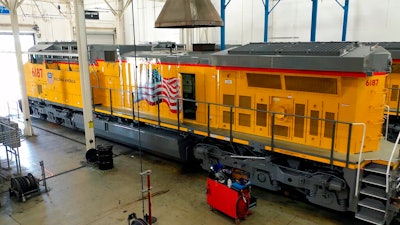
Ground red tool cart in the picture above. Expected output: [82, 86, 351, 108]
[206, 165, 256, 224]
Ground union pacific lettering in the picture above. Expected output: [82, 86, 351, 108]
[54, 77, 76, 83]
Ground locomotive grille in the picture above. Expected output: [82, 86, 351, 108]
[274, 125, 289, 137]
[294, 104, 305, 138]
[285, 76, 337, 94]
[309, 110, 320, 136]
[239, 96, 251, 108]
[324, 112, 335, 138]
[228, 42, 357, 56]
[223, 111, 234, 124]
[256, 104, 267, 127]
[247, 73, 282, 89]
[239, 113, 251, 127]
[223, 94, 235, 105]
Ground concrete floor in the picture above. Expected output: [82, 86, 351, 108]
[0, 118, 396, 225]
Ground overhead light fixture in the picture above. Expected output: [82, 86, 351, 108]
[155, 0, 224, 28]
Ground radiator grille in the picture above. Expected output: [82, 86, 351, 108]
[239, 96, 251, 108]
[274, 125, 289, 137]
[256, 104, 267, 127]
[223, 111, 234, 124]
[294, 104, 305, 138]
[285, 76, 337, 94]
[239, 113, 251, 127]
[310, 110, 319, 136]
[223, 94, 235, 106]
[324, 112, 335, 138]
[247, 73, 281, 89]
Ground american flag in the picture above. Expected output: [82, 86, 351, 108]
[135, 69, 181, 113]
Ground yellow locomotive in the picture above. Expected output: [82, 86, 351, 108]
[25, 42, 400, 224]
[381, 43, 400, 142]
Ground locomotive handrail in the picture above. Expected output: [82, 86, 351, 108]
[386, 130, 400, 193]
[330, 121, 337, 168]
[27, 51, 79, 57]
[354, 122, 367, 198]
[271, 113, 275, 152]
[207, 103, 211, 136]
[175, 97, 357, 166]
[345, 124, 352, 168]
[384, 105, 390, 141]
[97, 90, 361, 170]
[397, 87, 400, 117]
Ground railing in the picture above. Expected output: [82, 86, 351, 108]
[0, 100, 21, 119]
[384, 105, 390, 140]
[94, 87, 367, 169]
[0, 117, 23, 175]
[354, 123, 367, 198]
[386, 130, 400, 193]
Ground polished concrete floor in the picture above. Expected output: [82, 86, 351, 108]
[0, 118, 397, 225]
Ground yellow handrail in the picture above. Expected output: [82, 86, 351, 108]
[355, 122, 367, 197]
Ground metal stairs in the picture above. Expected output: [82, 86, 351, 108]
[355, 163, 396, 225]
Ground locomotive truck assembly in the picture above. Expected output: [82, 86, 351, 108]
[24, 41, 400, 224]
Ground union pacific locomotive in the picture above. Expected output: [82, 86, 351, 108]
[25, 41, 400, 224]
[380, 43, 400, 142]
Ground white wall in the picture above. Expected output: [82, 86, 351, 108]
[127, 0, 400, 45]
[224, 0, 400, 43]
[0, 0, 399, 46]
[0, 1, 116, 43]
[123, 0, 181, 45]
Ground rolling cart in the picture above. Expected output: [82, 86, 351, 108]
[206, 166, 256, 224]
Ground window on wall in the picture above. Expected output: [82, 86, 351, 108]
[0, 33, 35, 117]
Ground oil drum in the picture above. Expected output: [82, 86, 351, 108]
[97, 144, 113, 170]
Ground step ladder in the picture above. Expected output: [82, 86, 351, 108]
[355, 163, 396, 225]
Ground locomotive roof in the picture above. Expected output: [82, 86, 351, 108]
[126, 42, 391, 75]
[27, 42, 152, 64]
[27, 42, 392, 74]
[226, 42, 356, 56]
[28, 42, 152, 54]
[209, 42, 391, 74]
[28, 42, 78, 52]
[375, 42, 400, 59]
[124, 51, 212, 65]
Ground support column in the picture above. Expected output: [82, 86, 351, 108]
[116, 0, 125, 44]
[341, 0, 349, 41]
[220, 0, 226, 50]
[73, 0, 96, 150]
[310, 0, 318, 41]
[263, 0, 281, 43]
[264, 0, 269, 42]
[8, 0, 33, 136]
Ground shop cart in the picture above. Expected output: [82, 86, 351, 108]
[206, 169, 256, 224]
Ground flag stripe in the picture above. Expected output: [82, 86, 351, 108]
[135, 69, 181, 113]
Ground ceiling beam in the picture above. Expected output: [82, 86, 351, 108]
[0, 0, 7, 8]
[103, 0, 117, 16]
[25, 0, 68, 4]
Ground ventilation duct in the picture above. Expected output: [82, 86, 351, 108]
[155, 0, 224, 28]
